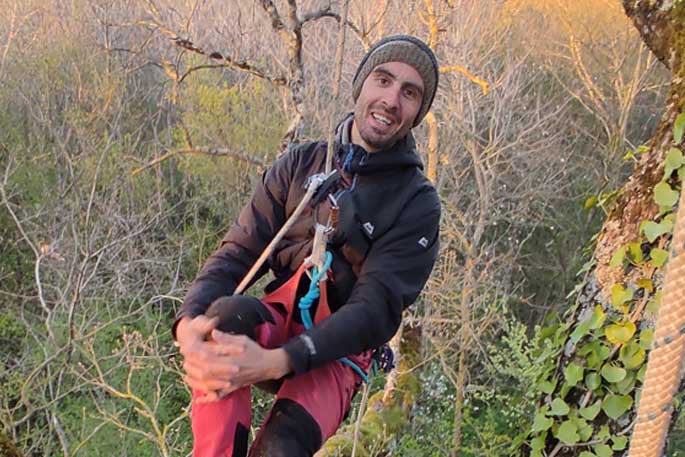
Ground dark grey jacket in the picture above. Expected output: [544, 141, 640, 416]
[175, 123, 440, 374]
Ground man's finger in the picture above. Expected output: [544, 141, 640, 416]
[183, 375, 232, 393]
[191, 315, 219, 335]
[180, 339, 242, 360]
[211, 330, 249, 350]
[195, 390, 222, 404]
[202, 340, 246, 357]
[183, 357, 239, 379]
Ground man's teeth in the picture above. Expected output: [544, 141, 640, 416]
[372, 113, 391, 125]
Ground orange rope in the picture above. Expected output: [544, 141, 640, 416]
[629, 189, 685, 456]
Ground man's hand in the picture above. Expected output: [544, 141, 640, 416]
[193, 330, 293, 404]
[176, 315, 239, 395]
[177, 316, 293, 403]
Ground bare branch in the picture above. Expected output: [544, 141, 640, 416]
[440, 65, 489, 95]
[257, 0, 287, 33]
[172, 37, 288, 85]
[300, 4, 332, 23]
[132, 147, 266, 177]
[301, 11, 370, 49]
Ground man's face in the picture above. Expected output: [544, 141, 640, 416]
[351, 61, 424, 153]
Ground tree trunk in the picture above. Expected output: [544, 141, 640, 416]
[528, 2, 685, 456]
[316, 325, 422, 457]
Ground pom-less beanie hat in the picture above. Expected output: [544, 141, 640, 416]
[352, 35, 439, 127]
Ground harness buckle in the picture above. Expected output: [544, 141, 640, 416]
[304, 223, 329, 279]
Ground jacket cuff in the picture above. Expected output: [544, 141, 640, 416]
[171, 307, 205, 341]
[282, 334, 316, 375]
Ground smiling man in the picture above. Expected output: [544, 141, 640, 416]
[174, 35, 441, 457]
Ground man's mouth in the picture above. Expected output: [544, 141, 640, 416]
[371, 112, 393, 126]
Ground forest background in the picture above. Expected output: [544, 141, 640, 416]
[1, 0, 683, 456]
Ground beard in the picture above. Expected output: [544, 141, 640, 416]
[353, 108, 412, 152]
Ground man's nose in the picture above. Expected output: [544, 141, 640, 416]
[381, 86, 401, 112]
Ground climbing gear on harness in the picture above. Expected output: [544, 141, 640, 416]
[310, 170, 341, 208]
[297, 251, 370, 384]
[372, 344, 395, 374]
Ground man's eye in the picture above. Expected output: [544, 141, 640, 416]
[404, 89, 417, 99]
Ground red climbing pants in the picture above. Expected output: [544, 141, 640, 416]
[190, 264, 372, 457]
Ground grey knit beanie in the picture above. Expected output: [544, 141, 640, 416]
[352, 35, 439, 126]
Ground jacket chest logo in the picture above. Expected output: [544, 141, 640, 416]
[418, 237, 428, 248]
[362, 222, 375, 236]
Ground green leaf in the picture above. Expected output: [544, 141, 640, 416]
[620, 342, 646, 369]
[609, 246, 626, 268]
[585, 372, 601, 391]
[611, 284, 633, 309]
[675, 112, 685, 144]
[587, 352, 602, 370]
[571, 321, 591, 343]
[578, 341, 596, 356]
[579, 452, 596, 457]
[627, 242, 643, 264]
[664, 147, 684, 178]
[647, 290, 663, 316]
[596, 344, 611, 360]
[602, 394, 633, 419]
[584, 195, 598, 210]
[532, 412, 554, 432]
[612, 435, 628, 450]
[641, 221, 669, 243]
[593, 443, 612, 457]
[579, 423, 594, 441]
[639, 328, 654, 350]
[637, 364, 647, 383]
[654, 181, 679, 207]
[580, 399, 602, 420]
[650, 248, 669, 267]
[555, 420, 579, 445]
[637, 277, 654, 292]
[588, 343, 611, 369]
[589, 305, 606, 329]
[597, 425, 611, 441]
[549, 398, 570, 416]
[565, 363, 584, 387]
[605, 321, 636, 344]
[616, 371, 636, 395]
[530, 433, 546, 451]
[538, 380, 556, 394]
[601, 364, 627, 383]
[539, 323, 559, 340]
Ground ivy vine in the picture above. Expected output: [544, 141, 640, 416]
[527, 111, 685, 457]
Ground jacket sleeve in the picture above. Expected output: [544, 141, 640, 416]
[172, 148, 297, 338]
[282, 188, 441, 373]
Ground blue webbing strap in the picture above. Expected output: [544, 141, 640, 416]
[297, 251, 370, 383]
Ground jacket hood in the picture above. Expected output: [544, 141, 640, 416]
[333, 113, 424, 175]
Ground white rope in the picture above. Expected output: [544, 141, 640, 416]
[324, 0, 351, 175]
[236, 0, 351, 293]
[234, 173, 329, 295]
